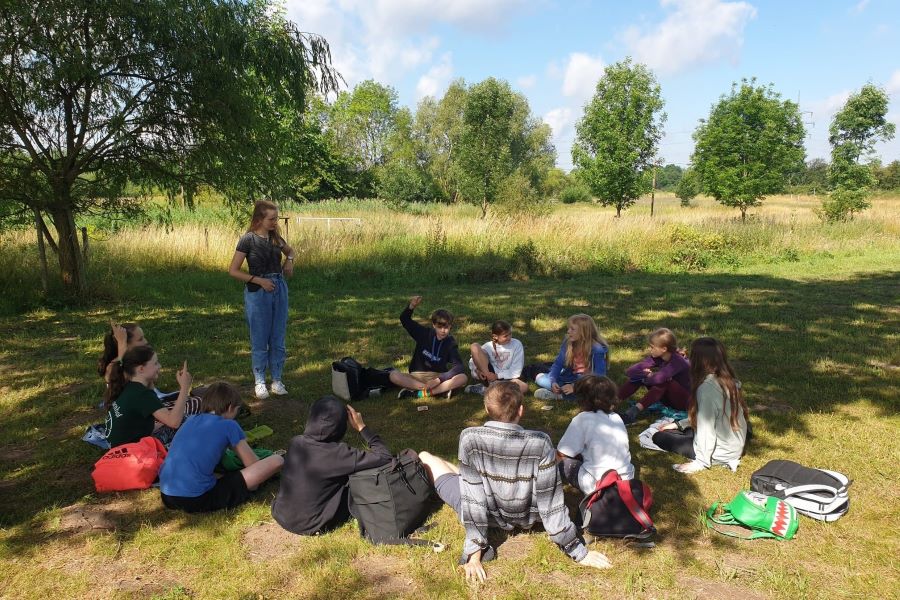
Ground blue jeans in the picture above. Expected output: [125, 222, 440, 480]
[244, 274, 288, 384]
[535, 369, 579, 400]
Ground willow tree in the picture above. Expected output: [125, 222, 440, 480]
[0, 0, 340, 294]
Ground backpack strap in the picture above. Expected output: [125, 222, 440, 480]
[585, 470, 622, 510]
[704, 502, 782, 540]
[614, 479, 654, 531]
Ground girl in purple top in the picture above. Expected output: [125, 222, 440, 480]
[620, 328, 690, 424]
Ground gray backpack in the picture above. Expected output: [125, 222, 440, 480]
[750, 460, 851, 522]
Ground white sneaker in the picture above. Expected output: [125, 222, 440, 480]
[255, 383, 270, 399]
[535, 388, 562, 401]
[270, 381, 289, 396]
[672, 460, 706, 474]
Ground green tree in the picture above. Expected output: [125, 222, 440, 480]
[0, 0, 339, 294]
[655, 164, 684, 190]
[454, 78, 554, 217]
[414, 80, 468, 202]
[824, 84, 896, 220]
[572, 58, 666, 217]
[329, 80, 399, 173]
[674, 168, 700, 206]
[691, 79, 805, 222]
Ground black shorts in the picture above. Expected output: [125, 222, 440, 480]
[160, 471, 251, 513]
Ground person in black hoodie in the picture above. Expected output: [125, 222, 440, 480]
[272, 395, 392, 535]
[389, 295, 468, 399]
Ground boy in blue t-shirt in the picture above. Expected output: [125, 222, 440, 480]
[159, 382, 283, 513]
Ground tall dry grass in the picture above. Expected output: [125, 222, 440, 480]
[1, 193, 898, 312]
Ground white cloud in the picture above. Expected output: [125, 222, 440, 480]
[283, 0, 527, 91]
[561, 53, 605, 102]
[623, 0, 757, 76]
[852, 0, 870, 14]
[804, 90, 851, 122]
[516, 74, 537, 89]
[544, 107, 576, 170]
[886, 70, 900, 96]
[416, 53, 454, 99]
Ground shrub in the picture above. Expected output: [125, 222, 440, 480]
[559, 184, 591, 204]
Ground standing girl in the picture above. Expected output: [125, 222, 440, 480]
[535, 314, 609, 401]
[619, 327, 691, 424]
[104, 345, 193, 447]
[228, 200, 295, 399]
[652, 337, 749, 474]
[557, 376, 634, 494]
[465, 320, 527, 395]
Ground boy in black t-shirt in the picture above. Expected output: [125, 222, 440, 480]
[389, 296, 467, 399]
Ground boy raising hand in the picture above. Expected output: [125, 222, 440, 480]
[391, 295, 468, 399]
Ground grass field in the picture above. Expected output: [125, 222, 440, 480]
[0, 194, 898, 599]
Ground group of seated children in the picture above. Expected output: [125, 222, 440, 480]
[95, 298, 749, 581]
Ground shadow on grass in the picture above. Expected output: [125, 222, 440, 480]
[1, 260, 897, 574]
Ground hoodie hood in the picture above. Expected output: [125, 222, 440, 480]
[303, 395, 348, 442]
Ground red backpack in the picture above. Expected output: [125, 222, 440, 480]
[92, 436, 167, 492]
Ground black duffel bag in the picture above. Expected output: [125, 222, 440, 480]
[347, 449, 442, 546]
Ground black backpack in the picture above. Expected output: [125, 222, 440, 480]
[750, 460, 851, 522]
[347, 449, 442, 546]
[332, 357, 394, 401]
[578, 470, 655, 543]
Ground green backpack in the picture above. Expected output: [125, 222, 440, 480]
[705, 491, 799, 540]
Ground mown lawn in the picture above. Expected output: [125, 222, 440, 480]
[0, 199, 898, 599]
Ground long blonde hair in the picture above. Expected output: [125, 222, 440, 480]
[247, 200, 284, 247]
[565, 314, 608, 370]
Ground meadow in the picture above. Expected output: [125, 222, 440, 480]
[0, 193, 898, 599]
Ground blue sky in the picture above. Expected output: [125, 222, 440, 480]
[284, 0, 900, 171]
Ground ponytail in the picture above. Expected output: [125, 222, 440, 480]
[103, 345, 156, 411]
[97, 323, 139, 380]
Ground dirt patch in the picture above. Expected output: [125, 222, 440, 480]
[495, 533, 535, 561]
[678, 575, 768, 600]
[242, 521, 308, 562]
[57, 497, 135, 533]
[352, 553, 420, 598]
[113, 573, 185, 597]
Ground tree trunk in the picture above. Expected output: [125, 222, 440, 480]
[616, 205, 622, 218]
[740, 207, 747, 223]
[481, 196, 488, 218]
[33, 208, 49, 293]
[50, 205, 87, 294]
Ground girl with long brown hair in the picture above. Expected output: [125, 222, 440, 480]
[651, 337, 749, 474]
[228, 200, 295, 399]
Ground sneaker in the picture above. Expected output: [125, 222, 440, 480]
[236, 404, 252, 419]
[465, 384, 486, 396]
[255, 383, 269, 400]
[535, 388, 562, 401]
[622, 405, 640, 426]
[270, 381, 289, 396]
[398, 388, 418, 400]
[673, 460, 706, 474]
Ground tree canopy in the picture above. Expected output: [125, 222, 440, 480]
[691, 79, 805, 222]
[572, 58, 666, 217]
[0, 0, 340, 293]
